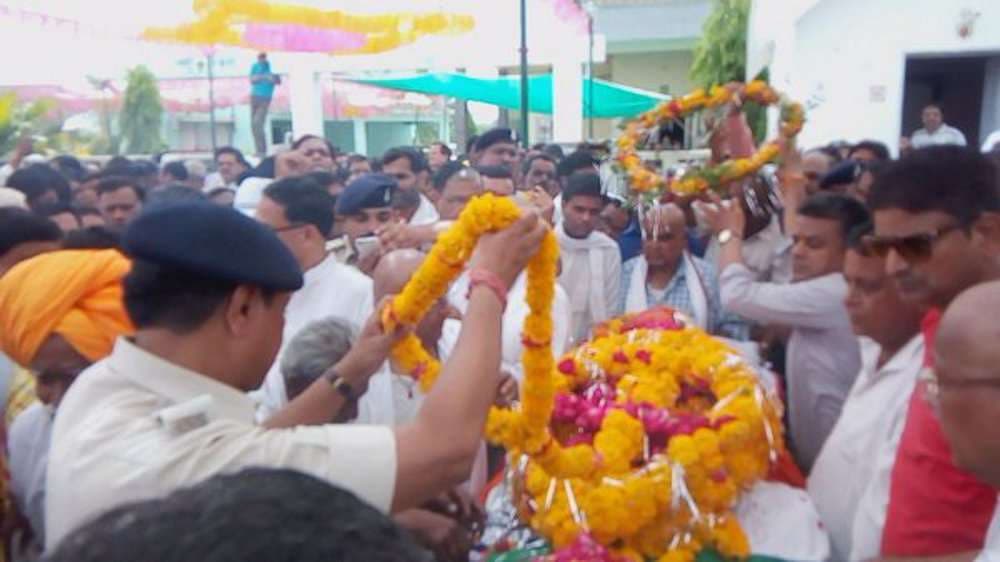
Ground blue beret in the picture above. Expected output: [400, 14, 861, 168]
[820, 160, 862, 190]
[336, 173, 397, 215]
[122, 202, 303, 292]
[474, 128, 518, 152]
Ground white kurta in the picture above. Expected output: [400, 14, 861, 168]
[977, 500, 1000, 562]
[8, 402, 52, 547]
[409, 193, 440, 226]
[555, 224, 622, 345]
[448, 271, 571, 382]
[256, 253, 374, 419]
[46, 338, 397, 550]
[807, 336, 924, 562]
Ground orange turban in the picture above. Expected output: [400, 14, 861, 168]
[0, 249, 134, 367]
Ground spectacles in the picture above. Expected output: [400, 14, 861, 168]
[862, 224, 963, 263]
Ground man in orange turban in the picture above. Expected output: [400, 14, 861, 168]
[0, 248, 133, 549]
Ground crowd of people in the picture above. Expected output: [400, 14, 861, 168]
[0, 97, 999, 562]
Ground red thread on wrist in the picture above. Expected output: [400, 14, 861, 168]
[467, 268, 508, 311]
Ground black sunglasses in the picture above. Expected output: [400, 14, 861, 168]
[862, 223, 963, 262]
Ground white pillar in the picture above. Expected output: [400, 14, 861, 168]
[552, 57, 584, 143]
[287, 58, 325, 140]
[352, 118, 367, 155]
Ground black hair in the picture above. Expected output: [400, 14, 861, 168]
[522, 153, 557, 174]
[35, 202, 81, 227]
[477, 164, 513, 180]
[432, 162, 479, 192]
[846, 221, 874, 253]
[75, 206, 102, 218]
[263, 176, 335, 236]
[7, 163, 72, 206]
[305, 171, 340, 190]
[124, 259, 240, 333]
[0, 207, 62, 256]
[146, 185, 207, 210]
[381, 146, 429, 173]
[244, 156, 276, 181]
[50, 155, 86, 183]
[391, 188, 422, 212]
[63, 226, 121, 250]
[806, 145, 843, 165]
[97, 176, 146, 202]
[848, 140, 891, 162]
[561, 171, 604, 204]
[206, 187, 236, 200]
[923, 102, 943, 113]
[430, 141, 453, 158]
[103, 156, 132, 173]
[557, 150, 598, 179]
[43, 468, 429, 562]
[292, 134, 337, 158]
[797, 192, 871, 242]
[543, 144, 565, 161]
[161, 161, 190, 182]
[214, 146, 250, 167]
[868, 145, 999, 225]
[347, 153, 369, 165]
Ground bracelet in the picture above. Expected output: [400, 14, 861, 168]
[467, 268, 508, 311]
[323, 369, 356, 401]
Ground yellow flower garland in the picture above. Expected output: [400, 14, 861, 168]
[142, 0, 475, 55]
[615, 81, 805, 197]
[485, 308, 785, 561]
[382, 193, 558, 394]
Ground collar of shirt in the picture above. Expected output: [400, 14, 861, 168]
[854, 335, 924, 394]
[647, 257, 688, 298]
[109, 338, 256, 425]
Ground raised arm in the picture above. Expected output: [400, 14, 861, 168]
[390, 212, 547, 512]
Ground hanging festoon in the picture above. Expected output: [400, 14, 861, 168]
[614, 81, 805, 199]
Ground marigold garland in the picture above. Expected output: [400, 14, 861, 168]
[485, 307, 785, 561]
[381, 193, 558, 394]
[614, 80, 805, 197]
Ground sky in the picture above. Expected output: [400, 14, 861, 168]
[0, 0, 601, 87]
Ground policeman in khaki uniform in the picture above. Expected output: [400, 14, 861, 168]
[45, 201, 548, 548]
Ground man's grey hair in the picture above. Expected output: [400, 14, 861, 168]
[280, 317, 356, 401]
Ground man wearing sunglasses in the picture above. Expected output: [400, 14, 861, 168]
[254, 176, 374, 419]
[934, 281, 1000, 562]
[866, 145, 1000, 561]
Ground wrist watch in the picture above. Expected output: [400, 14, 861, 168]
[324, 369, 356, 401]
[718, 228, 735, 246]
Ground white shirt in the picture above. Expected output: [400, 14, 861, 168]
[448, 272, 571, 382]
[233, 176, 273, 217]
[982, 130, 1000, 153]
[807, 336, 924, 562]
[977, 499, 1000, 562]
[46, 338, 397, 549]
[555, 224, 623, 345]
[256, 253, 374, 419]
[409, 193, 440, 226]
[911, 124, 967, 148]
[8, 402, 53, 547]
[202, 172, 238, 192]
[720, 266, 861, 472]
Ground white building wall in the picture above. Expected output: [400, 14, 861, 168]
[750, 0, 1000, 153]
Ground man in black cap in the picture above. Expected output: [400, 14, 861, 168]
[472, 128, 519, 175]
[44, 201, 548, 549]
[334, 173, 402, 271]
[254, 176, 374, 418]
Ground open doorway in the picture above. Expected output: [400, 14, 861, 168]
[901, 54, 1000, 147]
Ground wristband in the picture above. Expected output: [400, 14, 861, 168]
[323, 369, 356, 401]
[467, 268, 508, 311]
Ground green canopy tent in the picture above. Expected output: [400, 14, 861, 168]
[351, 73, 667, 119]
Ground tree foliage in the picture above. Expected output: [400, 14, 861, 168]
[689, 0, 768, 142]
[120, 66, 164, 154]
[0, 93, 60, 155]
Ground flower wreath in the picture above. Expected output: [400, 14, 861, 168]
[384, 196, 784, 561]
[615, 81, 805, 197]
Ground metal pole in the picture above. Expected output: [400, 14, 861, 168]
[587, 13, 595, 140]
[519, 0, 530, 148]
[206, 52, 218, 154]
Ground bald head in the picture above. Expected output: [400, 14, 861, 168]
[935, 280, 1000, 487]
[641, 204, 686, 240]
[372, 249, 426, 301]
